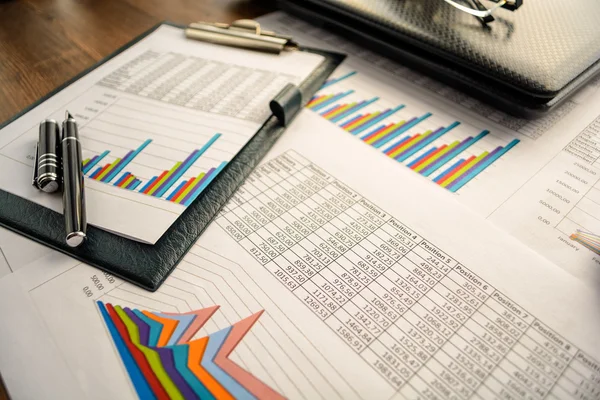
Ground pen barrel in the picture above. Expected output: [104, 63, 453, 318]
[62, 119, 87, 247]
[36, 120, 61, 193]
[185, 26, 288, 54]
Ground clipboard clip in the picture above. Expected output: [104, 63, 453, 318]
[185, 19, 299, 54]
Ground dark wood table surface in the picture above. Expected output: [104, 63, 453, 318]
[0, 1, 277, 397]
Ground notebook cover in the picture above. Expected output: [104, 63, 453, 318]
[0, 22, 345, 291]
[277, 0, 600, 118]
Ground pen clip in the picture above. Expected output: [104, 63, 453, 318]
[32, 143, 40, 189]
[185, 19, 299, 54]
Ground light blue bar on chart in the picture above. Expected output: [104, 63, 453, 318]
[331, 98, 379, 123]
[407, 147, 439, 168]
[311, 90, 355, 112]
[154, 133, 221, 198]
[396, 122, 460, 163]
[83, 150, 110, 174]
[422, 130, 489, 177]
[182, 162, 227, 206]
[448, 139, 520, 192]
[377, 113, 433, 149]
[321, 71, 357, 89]
[113, 172, 131, 187]
[103, 139, 152, 183]
[338, 113, 364, 128]
[139, 176, 157, 193]
[434, 158, 465, 183]
[129, 180, 142, 191]
[350, 105, 405, 136]
[166, 180, 188, 201]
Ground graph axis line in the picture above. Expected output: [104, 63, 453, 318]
[160, 283, 195, 310]
[168, 267, 253, 371]
[0, 87, 120, 153]
[176, 261, 308, 395]
[569, 204, 600, 225]
[83, 185, 180, 214]
[0, 150, 183, 215]
[193, 243, 361, 400]
[167, 275, 208, 308]
[182, 252, 315, 400]
[99, 292, 158, 313]
[86, 115, 237, 150]
[82, 127, 225, 163]
[555, 173, 600, 231]
[28, 264, 80, 293]
[486, 152, 563, 219]
[109, 101, 252, 139]
[94, 281, 125, 302]
[0, 247, 12, 273]
[115, 287, 181, 312]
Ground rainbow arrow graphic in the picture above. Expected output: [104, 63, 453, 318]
[97, 301, 284, 400]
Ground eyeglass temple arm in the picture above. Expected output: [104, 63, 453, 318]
[471, 0, 495, 23]
[492, 0, 524, 11]
[443, 0, 506, 18]
[443, 0, 523, 20]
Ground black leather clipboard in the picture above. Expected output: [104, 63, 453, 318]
[0, 22, 344, 291]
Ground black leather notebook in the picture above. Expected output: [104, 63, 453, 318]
[0, 22, 344, 291]
[278, 0, 600, 118]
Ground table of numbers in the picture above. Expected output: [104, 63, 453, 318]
[98, 50, 297, 123]
[216, 150, 600, 400]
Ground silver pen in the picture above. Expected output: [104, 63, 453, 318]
[62, 111, 87, 247]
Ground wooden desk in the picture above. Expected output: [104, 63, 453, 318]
[0, 0, 277, 123]
[0, 1, 277, 397]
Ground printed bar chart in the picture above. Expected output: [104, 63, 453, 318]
[308, 70, 520, 193]
[83, 133, 226, 205]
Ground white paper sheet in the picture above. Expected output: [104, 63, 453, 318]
[0, 24, 323, 244]
[0, 274, 86, 399]
[258, 12, 600, 287]
[1, 112, 599, 400]
[0, 227, 53, 279]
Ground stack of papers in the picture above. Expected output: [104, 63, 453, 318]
[1, 12, 600, 400]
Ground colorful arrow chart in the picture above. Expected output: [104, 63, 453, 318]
[97, 301, 284, 400]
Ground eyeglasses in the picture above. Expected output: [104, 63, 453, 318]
[443, 0, 523, 23]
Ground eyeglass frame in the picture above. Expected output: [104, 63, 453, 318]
[443, 0, 523, 23]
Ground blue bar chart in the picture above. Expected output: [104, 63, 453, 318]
[307, 70, 520, 193]
[83, 133, 226, 206]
